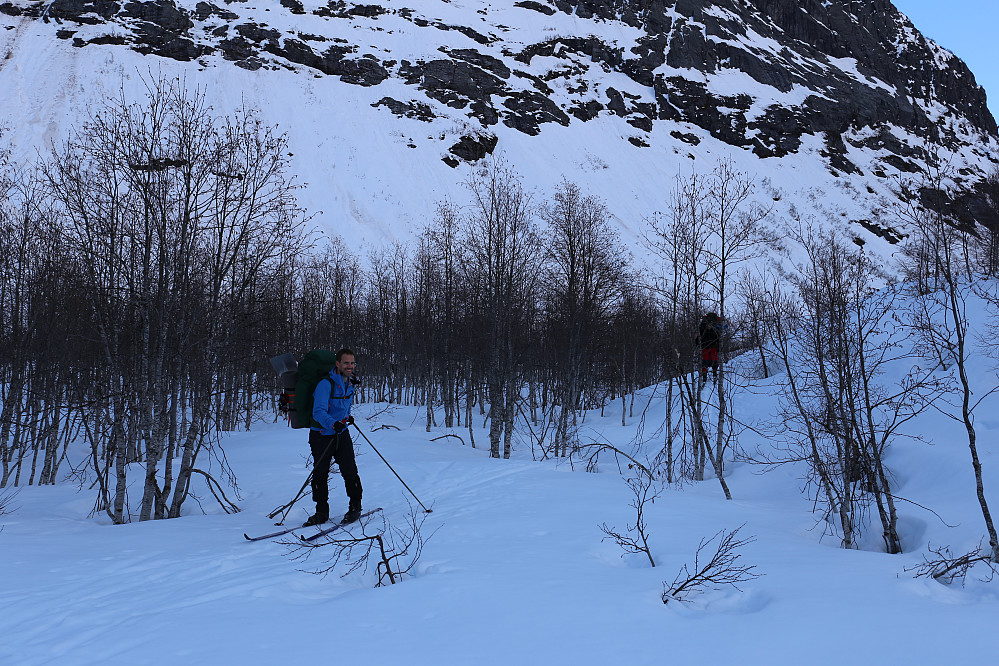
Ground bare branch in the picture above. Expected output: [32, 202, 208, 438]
[600, 475, 661, 567]
[430, 434, 466, 446]
[285, 502, 438, 586]
[662, 524, 762, 604]
[189, 468, 240, 514]
[905, 540, 999, 586]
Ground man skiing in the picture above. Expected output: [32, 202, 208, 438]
[304, 348, 363, 526]
[698, 312, 723, 382]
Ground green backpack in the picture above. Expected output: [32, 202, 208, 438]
[290, 349, 337, 429]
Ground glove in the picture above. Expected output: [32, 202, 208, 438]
[345, 415, 355, 426]
[349, 375, 362, 386]
[334, 420, 347, 434]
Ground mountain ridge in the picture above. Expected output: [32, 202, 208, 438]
[1, 0, 996, 249]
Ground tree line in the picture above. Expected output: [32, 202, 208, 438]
[0, 76, 675, 522]
[2, 74, 997, 568]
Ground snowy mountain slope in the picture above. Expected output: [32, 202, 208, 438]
[1, 0, 997, 258]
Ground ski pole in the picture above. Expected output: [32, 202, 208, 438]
[269, 427, 347, 523]
[351, 423, 433, 514]
[267, 470, 313, 523]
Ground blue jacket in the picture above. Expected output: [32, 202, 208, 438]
[311, 371, 355, 434]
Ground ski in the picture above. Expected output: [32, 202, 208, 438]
[244, 507, 383, 542]
[244, 523, 311, 542]
[301, 508, 383, 542]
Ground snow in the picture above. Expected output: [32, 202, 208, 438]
[2, 5, 999, 656]
[3, 308, 999, 663]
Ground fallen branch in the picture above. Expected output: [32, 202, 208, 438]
[190, 468, 240, 514]
[663, 524, 761, 604]
[906, 541, 999, 586]
[430, 434, 466, 446]
[286, 501, 438, 586]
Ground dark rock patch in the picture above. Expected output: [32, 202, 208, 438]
[821, 131, 862, 176]
[448, 133, 498, 162]
[748, 106, 808, 158]
[442, 48, 511, 79]
[265, 39, 388, 86]
[516, 36, 623, 68]
[313, 1, 346, 18]
[514, 1, 555, 16]
[513, 70, 553, 96]
[847, 126, 921, 159]
[605, 87, 627, 116]
[627, 116, 652, 132]
[400, 59, 506, 123]
[264, 37, 322, 70]
[855, 219, 905, 244]
[219, 36, 256, 62]
[46, 0, 121, 25]
[348, 4, 386, 18]
[1, 2, 26, 16]
[502, 90, 570, 135]
[194, 2, 237, 21]
[569, 100, 603, 121]
[603, 87, 655, 129]
[654, 77, 752, 147]
[123, 0, 203, 61]
[881, 154, 921, 173]
[373, 97, 438, 122]
[235, 22, 281, 45]
[124, 0, 193, 31]
[88, 33, 128, 45]
[670, 131, 700, 146]
[434, 22, 494, 46]
[234, 57, 264, 71]
[337, 56, 390, 86]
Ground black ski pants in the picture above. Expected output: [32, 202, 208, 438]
[309, 429, 362, 518]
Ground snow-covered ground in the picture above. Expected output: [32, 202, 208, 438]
[2, 340, 998, 664]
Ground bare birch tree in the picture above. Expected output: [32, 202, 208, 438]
[894, 172, 999, 563]
[540, 179, 631, 457]
[762, 222, 937, 552]
[460, 158, 538, 459]
[43, 73, 306, 522]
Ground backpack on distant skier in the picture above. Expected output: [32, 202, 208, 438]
[270, 349, 337, 429]
[698, 313, 721, 349]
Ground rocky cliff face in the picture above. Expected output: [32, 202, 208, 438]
[2, 0, 997, 228]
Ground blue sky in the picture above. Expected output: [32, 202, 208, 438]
[892, 0, 998, 121]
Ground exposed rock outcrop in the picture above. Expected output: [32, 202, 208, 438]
[6, 0, 997, 209]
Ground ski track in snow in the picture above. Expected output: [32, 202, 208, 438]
[2, 369, 999, 664]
